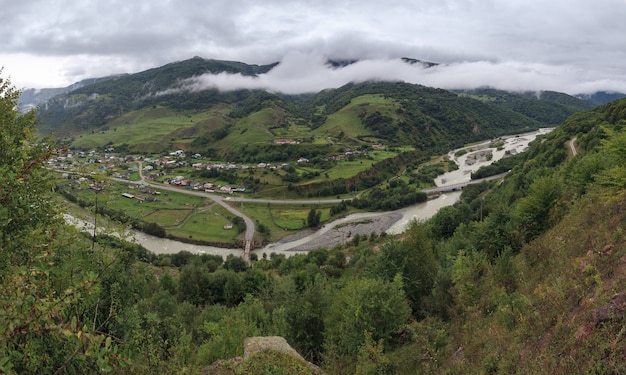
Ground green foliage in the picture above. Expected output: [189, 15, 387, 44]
[324, 276, 410, 357]
[0, 75, 126, 373]
[471, 151, 525, 179]
[307, 208, 321, 227]
[372, 222, 438, 315]
[595, 126, 626, 192]
[514, 174, 563, 241]
[355, 332, 391, 375]
[285, 276, 331, 363]
[9, 69, 626, 374]
[456, 88, 593, 126]
[0, 76, 56, 263]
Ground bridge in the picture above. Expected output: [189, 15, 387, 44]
[421, 172, 510, 194]
[244, 240, 252, 264]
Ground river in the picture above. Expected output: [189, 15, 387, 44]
[67, 128, 552, 258]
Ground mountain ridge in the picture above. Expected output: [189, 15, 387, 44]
[26, 57, 597, 159]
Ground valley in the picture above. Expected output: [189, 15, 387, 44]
[57, 128, 551, 260]
[6, 57, 626, 373]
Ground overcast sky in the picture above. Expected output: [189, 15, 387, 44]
[2, 0, 626, 94]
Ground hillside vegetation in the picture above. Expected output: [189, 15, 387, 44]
[6, 70, 626, 374]
[36, 58, 590, 159]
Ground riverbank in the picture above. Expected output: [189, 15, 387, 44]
[65, 129, 552, 258]
[270, 213, 403, 252]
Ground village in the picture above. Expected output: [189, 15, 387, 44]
[49, 140, 383, 198]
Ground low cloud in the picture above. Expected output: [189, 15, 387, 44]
[161, 52, 626, 96]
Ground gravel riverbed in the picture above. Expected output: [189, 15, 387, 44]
[273, 212, 403, 251]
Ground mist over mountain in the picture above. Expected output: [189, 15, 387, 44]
[20, 55, 625, 107]
[21, 54, 614, 157]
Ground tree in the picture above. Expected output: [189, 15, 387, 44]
[324, 276, 410, 358]
[224, 253, 249, 272]
[373, 221, 438, 316]
[0, 73, 55, 263]
[514, 174, 563, 241]
[307, 208, 321, 227]
[0, 74, 126, 373]
[285, 275, 330, 363]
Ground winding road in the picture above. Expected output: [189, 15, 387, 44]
[133, 162, 258, 261]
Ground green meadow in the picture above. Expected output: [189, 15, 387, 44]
[59, 179, 244, 243]
[317, 94, 400, 137]
[71, 106, 231, 152]
[234, 202, 334, 243]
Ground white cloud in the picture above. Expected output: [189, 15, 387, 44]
[2, 0, 626, 94]
[154, 54, 626, 95]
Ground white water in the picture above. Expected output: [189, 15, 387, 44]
[67, 128, 552, 258]
[436, 128, 553, 186]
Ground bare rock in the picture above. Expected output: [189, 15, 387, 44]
[203, 336, 325, 375]
[243, 336, 304, 361]
[592, 292, 626, 326]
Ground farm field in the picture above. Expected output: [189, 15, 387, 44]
[233, 202, 335, 243]
[57, 178, 244, 244]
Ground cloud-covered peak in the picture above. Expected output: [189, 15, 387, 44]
[156, 53, 626, 96]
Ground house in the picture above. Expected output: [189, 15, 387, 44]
[297, 157, 309, 164]
[273, 138, 299, 145]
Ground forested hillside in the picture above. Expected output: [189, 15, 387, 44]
[5, 71, 626, 374]
[35, 57, 278, 134]
[32, 57, 592, 160]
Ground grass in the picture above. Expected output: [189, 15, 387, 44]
[436, 192, 626, 374]
[71, 106, 231, 152]
[59, 178, 244, 243]
[168, 204, 239, 243]
[234, 202, 334, 242]
[293, 150, 402, 185]
[318, 94, 401, 137]
[144, 209, 193, 227]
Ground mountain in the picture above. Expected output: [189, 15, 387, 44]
[9, 53, 626, 373]
[34, 57, 279, 134]
[28, 57, 595, 161]
[421, 97, 626, 373]
[17, 76, 122, 112]
[575, 90, 626, 106]
[455, 88, 594, 126]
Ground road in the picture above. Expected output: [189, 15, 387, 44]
[133, 161, 256, 262]
[569, 137, 578, 156]
[110, 161, 511, 259]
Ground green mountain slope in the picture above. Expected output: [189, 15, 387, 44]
[456, 87, 594, 126]
[35, 58, 592, 158]
[8, 66, 626, 374]
[309, 82, 548, 152]
[36, 57, 278, 134]
[411, 97, 626, 373]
